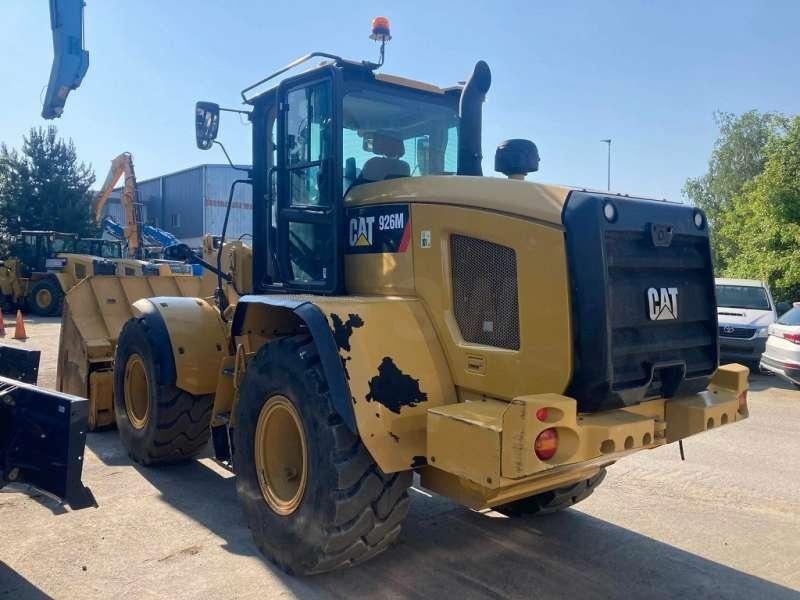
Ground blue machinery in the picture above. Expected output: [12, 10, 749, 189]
[42, 0, 89, 119]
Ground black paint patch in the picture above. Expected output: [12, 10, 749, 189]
[330, 313, 364, 352]
[411, 455, 427, 468]
[365, 357, 428, 414]
[330, 313, 364, 404]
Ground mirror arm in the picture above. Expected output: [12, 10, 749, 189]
[219, 107, 251, 116]
[213, 141, 250, 174]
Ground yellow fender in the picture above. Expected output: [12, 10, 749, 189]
[231, 294, 456, 473]
[131, 296, 228, 396]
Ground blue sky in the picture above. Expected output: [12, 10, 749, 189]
[2, 1, 798, 201]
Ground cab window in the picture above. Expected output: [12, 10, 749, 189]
[283, 80, 335, 283]
[342, 88, 458, 192]
[286, 82, 333, 208]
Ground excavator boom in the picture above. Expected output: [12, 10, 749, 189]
[42, 0, 89, 119]
[93, 153, 143, 259]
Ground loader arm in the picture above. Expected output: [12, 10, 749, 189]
[42, 0, 89, 119]
[93, 153, 143, 259]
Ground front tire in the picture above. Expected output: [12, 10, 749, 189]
[234, 334, 411, 575]
[493, 468, 607, 516]
[113, 317, 213, 465]
[29, 278, 63, 316]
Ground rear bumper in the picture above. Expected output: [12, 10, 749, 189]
[759, 354, 800, 386]
[719, 336, 766, 363]
[422, 364, 748, 509]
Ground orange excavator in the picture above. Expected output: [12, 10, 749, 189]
[93, 152, 144, 259]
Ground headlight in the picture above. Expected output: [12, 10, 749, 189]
[755, 326, 770, 338]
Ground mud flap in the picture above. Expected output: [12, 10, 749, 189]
[0, 348, 95, 509]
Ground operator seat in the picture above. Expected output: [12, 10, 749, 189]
[353, 133, 410, 187]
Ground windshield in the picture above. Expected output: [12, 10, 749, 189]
[342, 88, 458, 190]
[716, 285, 771, 311]
[101, 242, 122, 258]
[74, 240, 93, 255]
[777, 307, 800, 326]
[50, 237, 76, 253]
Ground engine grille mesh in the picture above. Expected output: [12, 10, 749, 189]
[450, 234, 520, 350]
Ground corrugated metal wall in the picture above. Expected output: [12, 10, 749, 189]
[203, 165, 253, 241]
[163, 167, 204, 239]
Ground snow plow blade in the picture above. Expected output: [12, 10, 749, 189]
[0, 346, 95, 509]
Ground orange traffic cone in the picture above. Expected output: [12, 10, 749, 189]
[0, 312, 6, 336]
[13, 309, 27, 340]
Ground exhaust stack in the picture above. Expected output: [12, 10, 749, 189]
[457, 61, 492, 176]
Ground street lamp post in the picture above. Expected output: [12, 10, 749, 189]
[600, 139, 611, 191]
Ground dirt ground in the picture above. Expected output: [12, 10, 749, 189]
[1, 314, 799, 599]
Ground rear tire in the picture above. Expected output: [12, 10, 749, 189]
[29, 278, 63, 316]
[113, 317, 213, 465]
[493, 468, 607, 516]
[234, 334, 411, 575]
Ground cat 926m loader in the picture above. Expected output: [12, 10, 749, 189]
[71, 19, 748, 574]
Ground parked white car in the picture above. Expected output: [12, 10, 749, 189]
[760, 306, 800, 388]
[715, 278, 790, 369]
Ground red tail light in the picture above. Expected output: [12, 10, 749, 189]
[737, 390, 748, 416]
[534, 428, 558, 460]
[783, 332, 800, 344]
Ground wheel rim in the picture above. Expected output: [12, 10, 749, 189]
[35, 288, 52, 310]
[124, 354, 150, 429]
[254, 395, 308, 516]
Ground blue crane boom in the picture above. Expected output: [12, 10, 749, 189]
[42, 0, 89, 119]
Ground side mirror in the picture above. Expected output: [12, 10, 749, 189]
[195, 101, 220, 150]
[776, 301, 792, 316]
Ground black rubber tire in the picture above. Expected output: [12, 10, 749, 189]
[113, 317, 213, 465]
[493, 468, 607, 517]
[234, 334, 412, 575]
[28, 278, 63, 317]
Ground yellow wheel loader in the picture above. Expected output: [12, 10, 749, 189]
[0, 231, 118, 316]
[61, 20, 748, 575]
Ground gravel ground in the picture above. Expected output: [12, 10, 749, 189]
[1, 313, 799, 599]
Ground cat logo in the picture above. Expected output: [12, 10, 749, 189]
[349, 216, 375, 247]
[345, 205, 410, 254]
[647, 287, 679, 320]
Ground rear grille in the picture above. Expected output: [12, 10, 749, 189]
[450, 234, 520, 350]
[606, 230, 717, 391]
[719, 326, 754, 339]
[563, 192, 718, 412]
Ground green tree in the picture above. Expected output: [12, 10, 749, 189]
[683, 110, 788, 267]
[0, 126, 96, 253]
[718, 116, 800, 301]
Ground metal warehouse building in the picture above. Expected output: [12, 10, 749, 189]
[104, 164, 253, 247]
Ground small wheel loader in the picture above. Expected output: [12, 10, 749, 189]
[58, 19, 749, 574]
[0, 230, 118, 316]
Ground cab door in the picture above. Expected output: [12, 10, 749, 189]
[275, 67, 342, 293]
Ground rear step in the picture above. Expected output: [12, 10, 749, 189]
[0, 345, 95, 509]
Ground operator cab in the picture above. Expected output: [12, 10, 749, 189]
[253, 64, 460, 294]
[74, 238, 123, 259]
[12, 231, 78, 274]
[195, 19, 490, 297]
